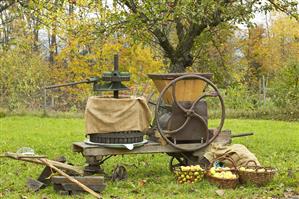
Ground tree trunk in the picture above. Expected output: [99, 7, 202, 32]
[169, 52, 193, 73]
[49, 26, 57, 64]
[32, 22, 39, 52]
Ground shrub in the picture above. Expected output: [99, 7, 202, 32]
[269, 60, 299, 109]
[223, 84, 258, 110]
[0, 39, 49, 111]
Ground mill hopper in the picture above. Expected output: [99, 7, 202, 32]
[148, 73, 213, 104]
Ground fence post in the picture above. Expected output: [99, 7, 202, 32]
[262, 75, 267, 104]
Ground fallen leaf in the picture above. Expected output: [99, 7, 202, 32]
[139, 179, 147, 187]
[215, 189, 225, 197]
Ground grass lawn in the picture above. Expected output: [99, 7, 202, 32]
[0, 116, 298, 198]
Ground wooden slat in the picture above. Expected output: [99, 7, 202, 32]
[61, 183, 106, 192]
[51, 176, 104, 184]
[73, 142, 205, 156]
[72, 144, 83, 153]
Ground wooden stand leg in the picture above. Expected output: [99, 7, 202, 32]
[84, 156, 104, 175]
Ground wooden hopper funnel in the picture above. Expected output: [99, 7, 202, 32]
[148, 73, 212, 104]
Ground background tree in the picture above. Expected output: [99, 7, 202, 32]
[0, 1, 298, 113]
[111, 0, 298, 72]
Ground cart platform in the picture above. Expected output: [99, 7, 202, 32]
[73, 141, 205, 157]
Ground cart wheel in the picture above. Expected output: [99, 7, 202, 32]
[155, 74, 225, 151]
[169, 156, 188, 173]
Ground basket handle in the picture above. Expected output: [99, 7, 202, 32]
[245, 160, 263, 171]
[245, 160, 276, 173]
[245, 160, 258, 167]
[211, 155, 238, 171]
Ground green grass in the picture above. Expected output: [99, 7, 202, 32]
[0, 116, 298, 198]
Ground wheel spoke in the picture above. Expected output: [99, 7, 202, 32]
[190, 91, 218, 110]
[163, 117, 191, 134]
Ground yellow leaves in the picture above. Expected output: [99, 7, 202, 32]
[238, 15, 298, 77]
[53, 34, 163, 98]
[258, 16, 299, 72]
[271, 16, 299, 39]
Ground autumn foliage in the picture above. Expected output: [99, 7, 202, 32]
[0, 1, 298, 115]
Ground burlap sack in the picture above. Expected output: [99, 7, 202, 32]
[204, 143, 260, 167]
[85, 96, 152, 134]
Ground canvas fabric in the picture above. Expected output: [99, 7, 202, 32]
[204, 143, 260, 167]
[85, 96, 152, 134]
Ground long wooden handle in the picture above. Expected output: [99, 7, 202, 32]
[3, 152, 84, 176]
[40, 158, 102, 199]
[231, 132, 254, 138]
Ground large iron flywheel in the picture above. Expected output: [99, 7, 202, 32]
[155, 74, 225, 151]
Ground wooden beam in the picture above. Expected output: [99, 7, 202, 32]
[40, 158, 102, 199]
[73, 142, 205, 156]
[1, 152, 84, 176]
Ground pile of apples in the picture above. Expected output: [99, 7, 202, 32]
[239, 167, 270, 173]
[175, 165, 204, 184]
[209, 167, 237, 180]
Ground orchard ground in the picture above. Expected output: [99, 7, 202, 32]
[0, 116, 298, 199]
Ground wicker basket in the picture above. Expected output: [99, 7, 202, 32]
[206, 156, 239, 189]
[238, 160, 276, 186]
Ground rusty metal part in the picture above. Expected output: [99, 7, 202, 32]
[164, 101, 209, 142]
[89, 131, 144, 144]
[213, 131, 254, 145]
[98, 54, 130, 98]
[44, 54, 130, 98]
[83, 155, 113, 176]
[83, 156, 105, 176]
[27, 178, 45, 192]
[111, 165, 128, 181]
[155, 74, 225, 152]
[169, 156, 188, 173]
[45, 79, 93, 89]
[84, 165, 104, 176]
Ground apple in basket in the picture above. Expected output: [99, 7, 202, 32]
[209, 167, 237, 180]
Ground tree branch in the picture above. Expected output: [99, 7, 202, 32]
[267, 0, 298, 20]
[119, 0, 175, 58]
[175, 17, 185, 43]
[0, 0, 16, 13]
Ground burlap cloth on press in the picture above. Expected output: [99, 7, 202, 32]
[85, 96, 152, 134]
[204, 143, 261, 167]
